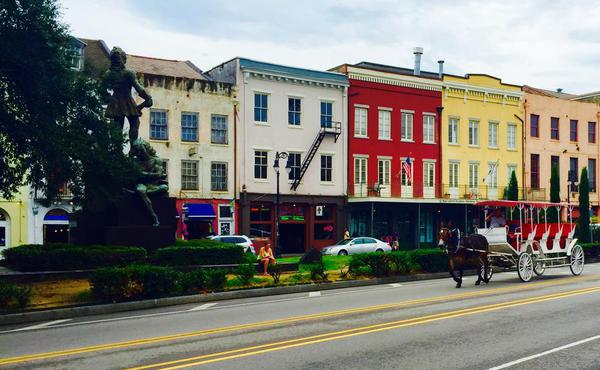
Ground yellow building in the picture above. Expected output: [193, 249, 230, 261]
[0, 187, 29, 251]
[441, 74, 524, 201]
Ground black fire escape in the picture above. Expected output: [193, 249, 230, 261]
[290, 121, 341, 191]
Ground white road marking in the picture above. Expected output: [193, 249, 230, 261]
[10, 319, 72, 332]
[308, 291, 321, 297]
[389, 283, 403, 288]
[188, 303, 218, 311]
[488, 334, 600, 370]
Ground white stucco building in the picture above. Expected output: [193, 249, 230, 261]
[208, 58, 348, 253]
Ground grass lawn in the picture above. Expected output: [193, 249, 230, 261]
[277, 255, 352, 272]
[28, 279, 93, 309]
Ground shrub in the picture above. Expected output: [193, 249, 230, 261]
[387, 252, 414, 274]
[307, 261, 328, 281]
[90, 265, 182, 301]
[128, 265, 181, 298]
[3, 244, 147, 271]
[90, 267, 133, 301]
[205, 269, 228, 291]
[0, 282, 33, 309]
[409, 249, 447, 273]
[339, 267, 350, 280]
[180, 268, 207, 293]
[154, 242, 244, 266]
[268, 263, 283, 284]
[235, 263, 256, 286]
[350, 253, 390, 277]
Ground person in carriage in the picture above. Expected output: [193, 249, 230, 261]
[486, 208, 506, 228]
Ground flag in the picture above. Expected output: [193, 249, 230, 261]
[402, 157, 412, 185]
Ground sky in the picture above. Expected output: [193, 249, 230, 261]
[59, 0, 600, 94]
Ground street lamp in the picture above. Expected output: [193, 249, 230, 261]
[567, 169, 578, 222]
[273, 151, 291, 258]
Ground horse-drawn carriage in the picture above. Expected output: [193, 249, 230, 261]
[474, 200, 584, 282]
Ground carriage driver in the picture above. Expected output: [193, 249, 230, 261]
[486, 208, 506, 228]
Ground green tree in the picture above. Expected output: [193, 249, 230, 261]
[506, 170, 519, 200]
[577, 167, 590, 243]
[0, 0, 134, 209]
[548, 164, 561, 222]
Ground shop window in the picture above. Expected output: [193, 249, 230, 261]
[250, 205, 271, 221]
[249, 224, 271, 238]
[315, 224, 334, 240]
[315, 205, 333, 220]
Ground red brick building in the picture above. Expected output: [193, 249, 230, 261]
[334, 61, 444, 247]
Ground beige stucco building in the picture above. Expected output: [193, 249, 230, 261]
[524, 86, 600, 212]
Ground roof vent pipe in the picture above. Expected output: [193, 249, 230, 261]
[557, 88, 563, 93]
[437, 60, 444, 79]
[413, 47, 423, 76]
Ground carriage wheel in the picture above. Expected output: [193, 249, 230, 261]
[570, 245, 585, 276]
[533, 258, 545, 276]
[517, 252, 533, 282]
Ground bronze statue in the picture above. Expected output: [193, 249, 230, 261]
[103, 47, 152, 143]
[129, 139, 168, 227]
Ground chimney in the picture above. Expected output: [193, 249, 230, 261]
[437, 60, 444, 79]
[413, 47, 423, 76]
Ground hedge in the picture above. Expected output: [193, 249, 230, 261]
[153, 240, 245, 266]
[0, 282, 32, 309]
[89, 265, 228, 301]
[3, 244, 147, 271]
[349, 249, 447, 277]
[580, 243, 600, 258]
[408, 249, 448, 273]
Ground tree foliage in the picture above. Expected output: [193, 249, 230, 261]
[549, 164, 561, 222]
[506, 170, 519, 201]
[0, 0, 135, 209]
[578, 167, 590, 243]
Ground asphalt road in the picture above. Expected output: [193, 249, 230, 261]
[2, 264, 600, 369]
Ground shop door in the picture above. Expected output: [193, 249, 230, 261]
[44, 224, 69, 243]
[279, 224, 306, 254]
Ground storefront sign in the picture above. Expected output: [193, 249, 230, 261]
[315, 205, 323, 217]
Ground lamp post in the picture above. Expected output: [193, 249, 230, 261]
[273, 151, 291, 258]
[567, 169, 578, 222]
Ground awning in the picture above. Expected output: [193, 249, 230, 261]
[183, 203, 216, 219]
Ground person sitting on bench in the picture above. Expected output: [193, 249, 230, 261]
[258, 242, 276, 275]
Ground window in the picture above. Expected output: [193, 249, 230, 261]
[423, 162, 435, 188]
[488, 122, 498, 148]
[570, 120, 578, 142]
[468, 120, 479, 146]
[150, 110, 168, 140]
[423, 115, 435, 143]
[288, 98, 301, 126]
[211, 162, 227, 191]
[449, 162, 459, 188]
[354, 107, 367, 137]
[401, 112, 414, 141]
[551, 155, 560, 181]
[487, 162, 498, 188]
[378, 110, 391, 140]
[250, 203, 272, 238]
[254, 93, 268, 122]
[589, 159, 597, 192]
[211, 115, 228, 144]
[320, 155, 332, 182]
[354, 157, 367, 185]
[589, 122, 597, 143]
[507, 124, 516, 150]
[181, 113, 198, 142]
[448, 118, 459, 144]
[530, 114, 539, 138]
[569, 157, 579, 183]
[254, 151, 268, 179]
[401, 158, 412, 186]
[68, 45, 83, 70]
[181, 160, 198, 190]
[288, 153, 301, 181]
[219, 205, 233, 219]
[161, 160, 168, 177]
[469, 163, 479, 189]
[531, 154, 540, 189]
[320, 101, 333, 128]
[551, 117, 559, 140]
[378, 159, 390, 185]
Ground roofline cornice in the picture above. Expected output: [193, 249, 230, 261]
[443, 81, 524, 98]
[242, 67, 349, 89]
[345, 66, 442, 92]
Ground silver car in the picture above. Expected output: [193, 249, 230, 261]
[321, 237, 392, 256]
[210, 235, 256, 255]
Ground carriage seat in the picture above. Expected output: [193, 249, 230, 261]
[476, 227, 508, 245]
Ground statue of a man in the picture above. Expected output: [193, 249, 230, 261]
[129, 139, 168, 227]
[103, 47, 153, 143]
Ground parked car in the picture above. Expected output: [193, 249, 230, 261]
[320, 237, 392, 256]
[209, 235, 255, 254]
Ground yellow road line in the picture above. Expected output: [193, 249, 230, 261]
[135, 286, 600, 370]
[0, 274, 598, 366]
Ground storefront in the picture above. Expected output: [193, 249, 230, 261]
[177, 199, 235, 240]
[43, 208, 70, 243]
[0, 209, 9, 253]
[240, 194, 345, 254]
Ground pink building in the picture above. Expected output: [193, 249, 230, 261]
[524, 86, 600, 214]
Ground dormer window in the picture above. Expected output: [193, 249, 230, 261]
[68, 45, 83, 71]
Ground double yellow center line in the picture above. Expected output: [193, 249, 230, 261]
[0, 274, 598, 366]
[131, 285, 600, 369]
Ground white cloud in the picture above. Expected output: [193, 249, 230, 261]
[59, 0, 600, 93]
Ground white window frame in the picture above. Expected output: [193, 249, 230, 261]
[401, 111, 414, 142]
[449, 161, 459, 188]
[354, 157, 367, 185]
[378, 159, 391, 185]
[487, 162, 498, 188]
[507, 123, 517, 150]
[254, 150, 269, 180]
[320, 154, 333, 183]
[254, 92, 269, 124]
[423, 114, 435, 144]
[378, 109, 391, 140]
[469, 162, 480, 190]
[288, 96, 302, 126]
[288, 152, 302, 181]
[354, 107, 368, 138]
[181, 160, 199, 191]
[449, 117, 459, 145]
[469, 120, 479, 146]
[488, 121, 498, 148]
[423, 161, 435, 188]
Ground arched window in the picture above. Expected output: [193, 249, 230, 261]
[43, 208, 70, 221]
[43, 208, 70, 244]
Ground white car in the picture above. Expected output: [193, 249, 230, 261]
[321, 237, 392, 256]
[210, 235, 255, 255]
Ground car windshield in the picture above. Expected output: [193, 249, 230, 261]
[335, 239, 353, 245]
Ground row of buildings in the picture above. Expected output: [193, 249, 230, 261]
[1, 40, 600, 253]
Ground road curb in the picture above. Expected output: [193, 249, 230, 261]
[0, 271, 459, 326]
